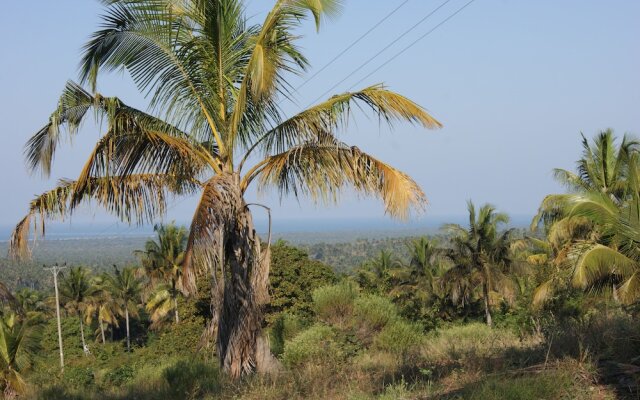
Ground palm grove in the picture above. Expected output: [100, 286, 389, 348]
[2, 0, 639, 397]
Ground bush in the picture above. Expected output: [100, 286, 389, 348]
[353, 294, 398, 331]
[104, 364, 136, 386]
[63, 366, 94, 389]
[283, 324, 343, 366]
[374, 320, 423, 357]
[163, 359, 221, 399]
[269, 313, 306, 357]
[312, 282, 358, 326]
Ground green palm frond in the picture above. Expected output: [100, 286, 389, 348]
[253, 85, 441, 156]
[572, 244, 637, 289]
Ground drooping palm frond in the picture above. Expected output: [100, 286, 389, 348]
[182, 174, 241, 294]
[0, 313, 42, 395]
[531, 194, 574, 232]
[9, 174, 194, 260]
[145, 284, 178, 328]
[250, 132, 426, 219]
[251, 85, 442, 157]
[572, 244, 636, 290]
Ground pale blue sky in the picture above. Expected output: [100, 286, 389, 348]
[0, 0, 639, 232]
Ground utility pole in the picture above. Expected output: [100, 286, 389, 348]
[45, 263, 66, 371]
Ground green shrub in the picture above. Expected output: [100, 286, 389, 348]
[312, 282, 358, 325]
[374, 320, 423, 357]
[454, 366, 600, 400]
[104, 364, 136, 386]
[353, 294, 398, 331]
[269, 313, 306, 357]
[63, 366, 94, 389]
[283, 324, 343, 366]
[421, 323, 535, 366]
[163, 359, 221, 398]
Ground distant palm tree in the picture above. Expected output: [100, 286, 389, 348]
[387, 237, 448, 321]
[59, 267, 95, 355]
[135, 223, 187, 325]
[86, 275, 121, 344]
[0, 312, 42, 396]
[0, 282, 20, 314]
[14, 289, 47, 315]
[10, 0, 440, 377]
[105, 267, 143, 352]
[357, 250, 403, 293]
[443, 201, 514, 327]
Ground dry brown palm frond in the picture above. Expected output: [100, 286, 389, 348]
[182, 175, 242, 295]
[9, 174, 197, 261]
[72, 127, 215, 206]
[250, 132, 426, 219]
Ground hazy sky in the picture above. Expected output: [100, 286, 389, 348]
[0, 0, 638, 232]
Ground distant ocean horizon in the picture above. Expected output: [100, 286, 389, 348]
[0, 215, 534, 243]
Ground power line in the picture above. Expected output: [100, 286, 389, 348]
[294, 0, 410, 93]
[349, 0, 477, 90]
[307, 0, 456, 107]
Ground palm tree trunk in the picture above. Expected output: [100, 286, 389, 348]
[99, 319, 106, 344]
[483, 282, 492, 327]
[125, 306, 131, 352]
[210, 178, 277, 379]
[174, 298, 179, 324]
[79, 316, 88, 355]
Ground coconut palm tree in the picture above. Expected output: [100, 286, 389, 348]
[442, 201, 515, 327]
[86, 275, 121, 344]
[59, 267, 96, 355]
[105, 267, 143, 352]
[135, 223, 187, 325]
[532, 129, 638, 232]
[9, 0, 440, 377]
[356, 250, 403, 293]
[14, 289, 47, 315]
[387, 237, 448, 321]
[0, 313, 42, 396]
[0, 283, 20, 315]
[531, 132, 640, 306]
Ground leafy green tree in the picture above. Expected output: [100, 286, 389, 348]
[105, 267, 143, 352]
[267, 241, 336, 322]
[59, 267, 96, 354]
[10, 0, 440, 377]
[443, 201, 515, 326]
[136, 223, 187, 326]
[0, 312, 42, 396]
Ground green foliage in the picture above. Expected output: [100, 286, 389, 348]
[269, 313, 305, 358]
[312, 281, 358, 325]
[455, 370, 578, 400]
[282, 324, 343, 367]
[268, 241, 337, 322]
[373, 319, 422, 357]
[104, 364, 135, 386]
[63, 366, 94, 389]
[353, 294, 398, 330]
[162, 359, 221, 399]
